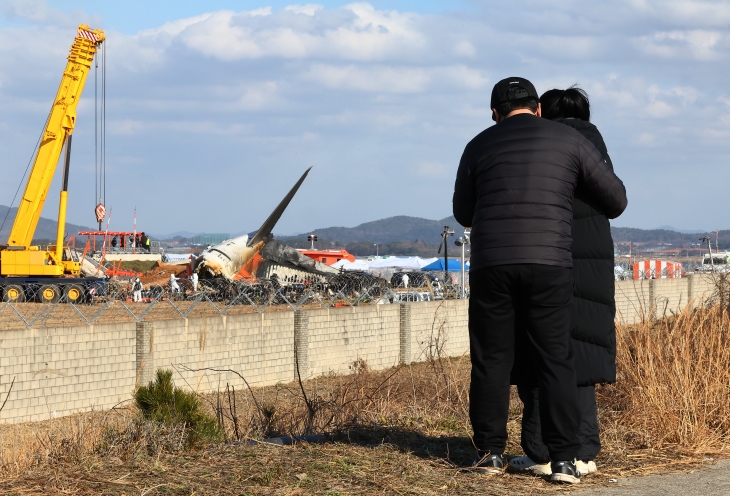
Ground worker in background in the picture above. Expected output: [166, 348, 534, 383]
[170, 273, 180, 294]
[402, 273, 410, 289]
[191, 272, 198, 292]
[111, 236, 117, 248]
[132, 277, 143, 302]
[143, 234, 151, 252]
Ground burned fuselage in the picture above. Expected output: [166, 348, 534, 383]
[192, 235, 264, 280]
[192, 167, 312, 281]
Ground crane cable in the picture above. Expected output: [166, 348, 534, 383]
[0, 114, 51, 236]
[94, 39, 107, 224]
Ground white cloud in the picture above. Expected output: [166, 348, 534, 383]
[413, 161, 450, 178]
[303, 64, 429, 93]
[453, 41, 476, 57]
[642, 85, 698, 118]
[637, 132, 656, 145]
[250, 7, 273, 17]
[0, 0, 100, 27]
[110, 119, 251, 136]
[637, 29, 724, 60]
[236, 81, 280, 110]
[132, 2, 429, 62]
[284, 4, 324, 16]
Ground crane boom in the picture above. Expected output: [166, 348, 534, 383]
[1, 25, 104, 279]
[8, 25, 104, 248]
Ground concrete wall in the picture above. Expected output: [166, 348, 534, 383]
[410, 300, 470, 363]
[0, 323, 136, 423]
[614, 274, 714, 323]
[306, 304, 402, 377]
[0, 275, 716, 424]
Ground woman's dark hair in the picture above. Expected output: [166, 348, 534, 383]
[539, 85, 590, 121]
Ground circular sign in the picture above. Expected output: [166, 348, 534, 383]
[95, 203, 106, 223]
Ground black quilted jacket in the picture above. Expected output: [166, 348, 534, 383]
[453, 113, 627, 271]
[513, 117, 618, 385]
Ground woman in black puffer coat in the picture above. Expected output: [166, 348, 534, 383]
[509, 87, 616, 475]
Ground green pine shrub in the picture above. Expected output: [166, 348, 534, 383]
[134, 369, 221, 446]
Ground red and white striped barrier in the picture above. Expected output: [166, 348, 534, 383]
[633, 260, 683, 280]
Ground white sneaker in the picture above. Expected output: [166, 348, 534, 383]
[508, 455, 552, 475]
[576, 460, 597, 474]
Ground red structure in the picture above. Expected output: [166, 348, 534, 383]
[298, 249, 355, 266]
[78, 231, 147, 253]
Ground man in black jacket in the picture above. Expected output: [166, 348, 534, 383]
[453, 77, 627, 484]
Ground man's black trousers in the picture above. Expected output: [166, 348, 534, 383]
[518, 385, 600, 464]
[469, 264, 581, 460]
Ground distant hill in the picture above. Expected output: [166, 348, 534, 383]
[283, 215, 730, 254]
[610, 226, 730, 246]
[295, 215, 465, 245]
[655, 225, 705, 234]
[0, 205, 94, 243]
[150, 231, 201, 240]
[277, 215, 463, 257]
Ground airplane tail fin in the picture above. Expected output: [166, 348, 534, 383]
[247, 167, 312, 247]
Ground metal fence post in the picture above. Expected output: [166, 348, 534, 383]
[136, 321, 155, 387]
[687, 274, 694, 308]
[399, 303, 411, 365]
[294, 310, 309, 382]
[648, 279, 656, 320]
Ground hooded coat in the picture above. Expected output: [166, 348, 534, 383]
[511, 117, 617, 386]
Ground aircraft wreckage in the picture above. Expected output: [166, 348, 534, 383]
[192, 167, 336, 281]
[188, 167, 391, 304]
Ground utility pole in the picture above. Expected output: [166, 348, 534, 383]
[701, 236, 714, 273]
[133, 207, 137, 254]
[455, 228, 471, 298]
[438, 225, 455, 284]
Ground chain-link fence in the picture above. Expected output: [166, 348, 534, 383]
[631, 267, 684, 280]
[0, 271, 468, 330]
[615, 261, 697, 281]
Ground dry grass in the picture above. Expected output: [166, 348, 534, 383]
[1, 297, 730, 493]
[599, 303, 730, 452]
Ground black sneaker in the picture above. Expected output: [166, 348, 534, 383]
[550, 459, 581, 484]
[472, 451, 504, 475]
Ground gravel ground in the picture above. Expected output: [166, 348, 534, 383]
[577, 458, 730, 495]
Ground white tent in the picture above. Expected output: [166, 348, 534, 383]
[367, 256, 438, 270]
[418, 257, 439, 268]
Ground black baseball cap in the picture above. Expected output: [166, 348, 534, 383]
[490, 77, 539, 109]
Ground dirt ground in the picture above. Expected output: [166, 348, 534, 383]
[0, 416, 716, 496]
[0, 359, 721, 495]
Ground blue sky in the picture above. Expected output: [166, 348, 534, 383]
[0, 0, 728, 237]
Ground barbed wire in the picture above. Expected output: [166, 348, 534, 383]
[0, 272, 469, 330]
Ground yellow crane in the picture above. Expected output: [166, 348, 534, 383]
[0, 25, 105, 303]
